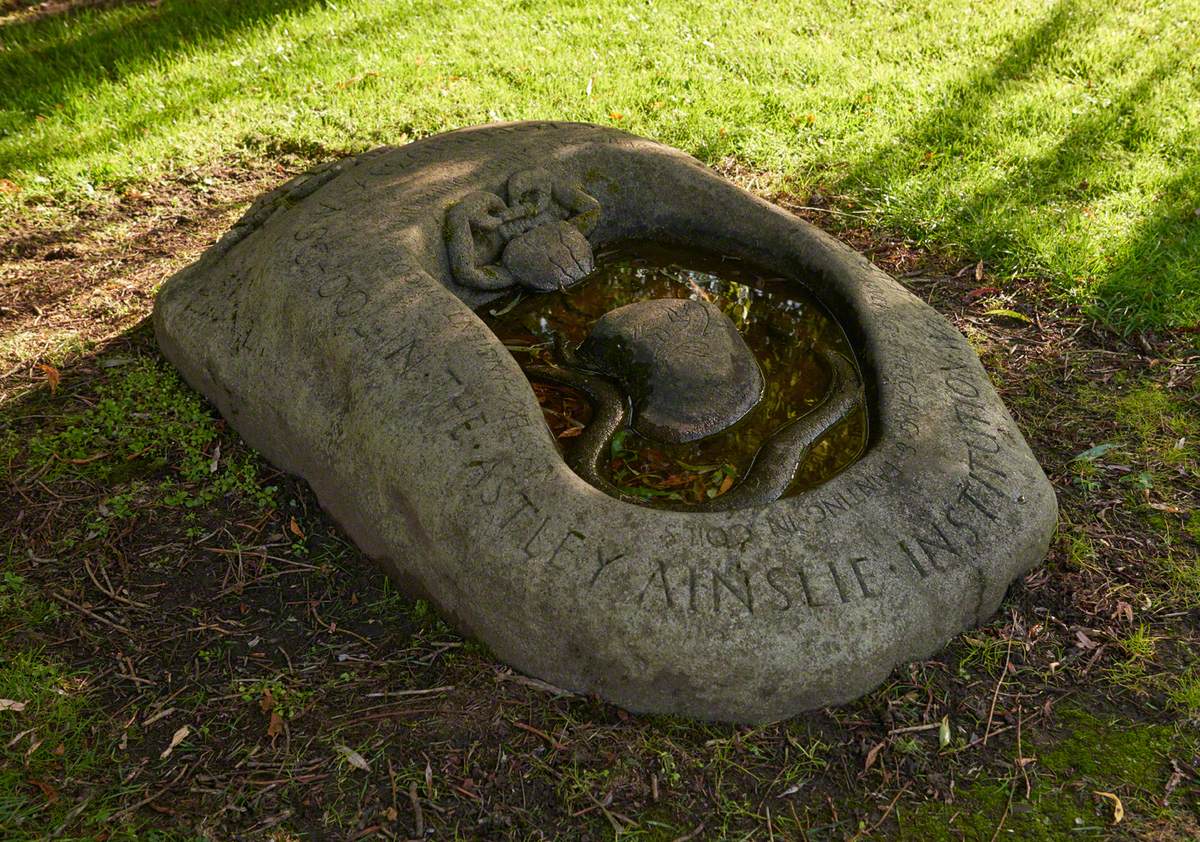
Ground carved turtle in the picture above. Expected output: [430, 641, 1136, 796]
[574, 298, 764, 444]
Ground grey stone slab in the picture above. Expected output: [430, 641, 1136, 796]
[154, 122, 1057, 723]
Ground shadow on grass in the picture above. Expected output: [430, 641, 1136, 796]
[0, 0, 320, 150]
[1093, 158, 1200, 331]
[841, 0, 1092, 183]
[834, 0, 1198, 331]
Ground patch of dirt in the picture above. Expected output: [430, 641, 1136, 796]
[0, 0, 155, 27]
[0, 162, 292, 401]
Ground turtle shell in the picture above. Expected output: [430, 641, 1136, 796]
[577, 297, 764, 443]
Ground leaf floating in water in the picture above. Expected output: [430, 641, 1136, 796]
[483, 242, 868, 506]
[489, 292, 524, 317]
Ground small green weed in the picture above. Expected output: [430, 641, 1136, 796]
[21, 356, 275, 530]
[1167, 670, 1200, 721]
[0, 571, 61, 634]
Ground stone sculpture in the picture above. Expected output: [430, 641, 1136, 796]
[445, 167, 601, 291]
[154, 122, 1057, 722]
[574, 298, 767, 444]
[529, 299, 863, 510]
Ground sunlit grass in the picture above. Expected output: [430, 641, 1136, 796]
[0, 0, 1196, 331]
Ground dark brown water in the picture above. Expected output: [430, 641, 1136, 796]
[480, 242, 867, 505]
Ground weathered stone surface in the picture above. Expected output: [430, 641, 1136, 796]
[444, 167, 600, 292]
[577, 298, 764, 443]
[154, 122, 1057, 723]
[500, 219, 594, 291]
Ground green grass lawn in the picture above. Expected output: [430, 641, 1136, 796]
[1, 0, 1197, 331]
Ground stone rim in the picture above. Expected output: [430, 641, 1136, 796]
[154, 122, 1058, 722]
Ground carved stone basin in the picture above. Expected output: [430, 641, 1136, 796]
[154, 122, 1057, 722]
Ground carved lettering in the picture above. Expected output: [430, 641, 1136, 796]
[765, 566, 793, 610]
[827, 561, 851, 603]
[798, 565, 831, 607]
[850, 557, 879, 597]
[591, 547, 627, 585]
[712, 569, 754, 614]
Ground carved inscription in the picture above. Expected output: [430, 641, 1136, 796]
[624, 556, 888, 616]
[277, 126, 1022, 628]
[766, 461, 904, 537]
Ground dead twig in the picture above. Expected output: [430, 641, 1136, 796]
[84, 556, 150, 609]
[983, 635, 1015, 745]
[850, 783, 910, 841]
[49, 589, 131, 635]
[408, 782, 424, 837]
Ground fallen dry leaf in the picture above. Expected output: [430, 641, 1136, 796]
[259, 687, 275, 714]
[0, 699, 27, 712]
[266, 711, 284, 740]
[966, 286, 999, 299]
[1094, 790, 1124, 824]
[337, 744, 371, 771]
[160, 724, 190, 760]
[1164, 759, 1185, 806]
[28, 778, 59, 803]
[863, 741, 885, 771]
[36, 363, 61, 395]
[336, 71, 380, 89]
[1113, 600, 1134, 623]
[288, 516, 305, 539]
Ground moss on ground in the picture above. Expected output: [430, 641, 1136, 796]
[895, 707, 1197, 840]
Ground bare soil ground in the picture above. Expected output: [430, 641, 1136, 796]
[1, 157, 1197, 840]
